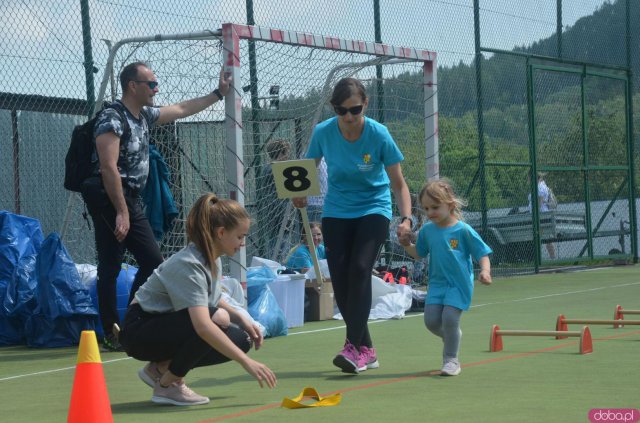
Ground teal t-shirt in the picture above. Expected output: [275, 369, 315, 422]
[286, 244, 326, 271]
[306, 116, 404, 219]
[415, 221, 492, 310]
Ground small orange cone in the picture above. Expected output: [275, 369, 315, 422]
[67, 330, 113, 423]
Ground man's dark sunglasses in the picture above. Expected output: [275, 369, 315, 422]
[334, 104, 364, 116]
[134, 80, 159, 89]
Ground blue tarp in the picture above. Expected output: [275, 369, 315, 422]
[0, 211, 98, 347]
[0, 211, 44, 345]
[25, 233, 97, 347]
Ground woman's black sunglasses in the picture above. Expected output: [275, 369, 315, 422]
[334, 105, 364, 116]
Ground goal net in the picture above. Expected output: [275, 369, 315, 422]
[61, 24, 438, 286]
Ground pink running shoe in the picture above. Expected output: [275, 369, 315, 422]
[151, 381, 210, 406]
[138, 362, 163, 388]
[332, 340, 361, 374]
[359, 346, 379, 371]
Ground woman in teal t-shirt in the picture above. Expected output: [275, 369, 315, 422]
[293, 78, 412, 374]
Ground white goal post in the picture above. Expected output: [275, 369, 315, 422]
[60, 23, 438, 287]
[221, 23, 438, 284]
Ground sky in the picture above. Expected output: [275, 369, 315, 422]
[1, 0, 609, 100]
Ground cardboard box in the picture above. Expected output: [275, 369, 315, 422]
[305, 279, 335, 321]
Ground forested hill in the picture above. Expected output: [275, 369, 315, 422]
[438, 0, 637, 117]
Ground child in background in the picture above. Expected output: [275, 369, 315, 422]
[399, 179, 492, 376]
[285, 222, 326, 273]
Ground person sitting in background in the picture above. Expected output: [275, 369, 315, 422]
[285, 222, 326, 273]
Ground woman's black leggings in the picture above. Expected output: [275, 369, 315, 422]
[322, 214, 389, 348]
[119, 303, 251, 378]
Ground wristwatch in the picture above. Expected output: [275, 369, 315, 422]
[400, 216, 412, 225]
[212, 88, 224, 101]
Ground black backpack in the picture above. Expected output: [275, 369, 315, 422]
[64, 103, 129, 192]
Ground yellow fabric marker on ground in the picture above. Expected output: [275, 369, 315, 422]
[281, 387, 341, 408]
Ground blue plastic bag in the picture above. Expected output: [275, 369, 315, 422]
[247, 266, 287, 337]
[25, 233, 97, 347]
[246, 265, 276, 298]
[0, 211, 44, 346]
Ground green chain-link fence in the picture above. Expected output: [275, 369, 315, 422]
[1, 0, 637, 281]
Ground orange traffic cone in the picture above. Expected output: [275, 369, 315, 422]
[67, 330, 113, 423]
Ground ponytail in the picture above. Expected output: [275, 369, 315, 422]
[186, 193, 250, 276]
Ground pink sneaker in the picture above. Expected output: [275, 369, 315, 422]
[138, 362, 163, 388]
[359, 346, 379, 371]
[332, 340, 361, 374]
[151, 380, 210, 406]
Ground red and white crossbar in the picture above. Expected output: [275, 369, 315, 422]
[223, 23, 436, 62]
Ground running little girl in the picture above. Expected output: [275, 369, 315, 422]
[399, 179, 492, 376]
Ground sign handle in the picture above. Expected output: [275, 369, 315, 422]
[299, 206, 324, 288]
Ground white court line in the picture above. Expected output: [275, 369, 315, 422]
[0, 357, 131, 382]
[288, 318, 387, 336]
[2, 280, 639, 382]
[469, 281, 640, 309]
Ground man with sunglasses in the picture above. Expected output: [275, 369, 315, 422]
[84, 61, 230, 352]
[293, 77, 412, 374]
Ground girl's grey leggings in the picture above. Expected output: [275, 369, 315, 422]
[424, 304, 463, 361]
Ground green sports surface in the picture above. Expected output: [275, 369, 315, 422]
[1, 265, 639, 422]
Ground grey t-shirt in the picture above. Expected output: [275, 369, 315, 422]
[134, 243, 222, 313]
[94, 101, 161, 191]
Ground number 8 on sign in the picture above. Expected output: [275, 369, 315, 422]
[271, 159, 320, 199]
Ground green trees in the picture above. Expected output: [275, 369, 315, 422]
[391, 89, 633, 211]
